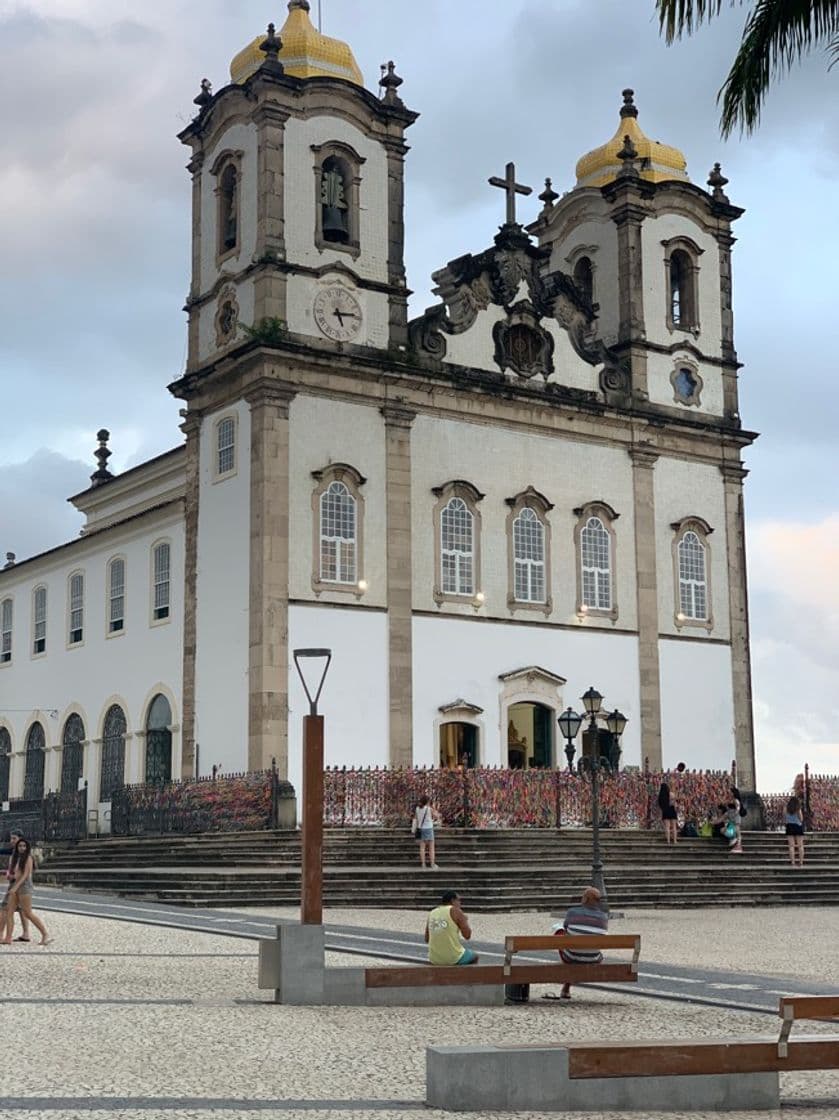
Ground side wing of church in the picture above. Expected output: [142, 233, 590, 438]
[0, 1, 757, 820]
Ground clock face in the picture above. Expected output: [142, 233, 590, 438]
[313, 286, 363, 342]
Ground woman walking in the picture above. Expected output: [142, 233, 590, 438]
[4, 830, 30, 942]
[413, 796, 439, 870]
[658, 782, 679, 844]
[2, 838, 51, 946]
[785, 796, 805, 867]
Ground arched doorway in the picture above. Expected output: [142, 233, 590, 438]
[439, 722, 478, 769]
[0, 727, 11, 802]
[145, 694, 172, 784]
[61, 714, 85, 794]
[507, 703, 553, 769]
[100, 705, 126, 801]
[23, 722, 46, 800]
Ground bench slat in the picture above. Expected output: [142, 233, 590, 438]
[567, 1036, 839, 1079]
[504, 935, 639, 952]
[365, 962, 637, 989]
[779, 996, 839, 1021]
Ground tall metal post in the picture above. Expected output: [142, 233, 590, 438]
[301, 713, 324, 924]
[590, 757, 608, 910]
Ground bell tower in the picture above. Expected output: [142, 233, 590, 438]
[179, 1, 417, 374]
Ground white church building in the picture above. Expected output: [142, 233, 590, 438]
[0, 1, 758, 821]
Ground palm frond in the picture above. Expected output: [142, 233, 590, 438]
[656, 0, 731, 42]
[718, 0, 839, 135]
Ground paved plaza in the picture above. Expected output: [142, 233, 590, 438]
[0, 901, 837, 1119]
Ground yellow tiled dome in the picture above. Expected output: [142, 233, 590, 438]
[575, 90, 689, 189]
[230, 1, 364, 87]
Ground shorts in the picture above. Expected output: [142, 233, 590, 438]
[785, 823, 805, 837]
[418, 828, 434, 842]
[662, 806, 678, 821]
[456, 948, 477, 966]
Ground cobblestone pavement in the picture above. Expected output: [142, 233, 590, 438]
[0, 904, 837, 1120]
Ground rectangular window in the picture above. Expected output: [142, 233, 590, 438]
[153, 544, 170, 621]
[0, 599, 12, 663]
[217, 416, 235, 476]
[33, 587, 47, 654]
[69, 573, 84, 644]
[109, 558, 125, 633]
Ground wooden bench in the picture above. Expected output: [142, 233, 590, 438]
[426, 990, 839, 1111]
[365, 933, 640, 992]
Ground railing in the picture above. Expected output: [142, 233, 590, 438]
[1, 786, 88, 843]
[796, 767, 839, 831]
[323, 765, 737, 829]
[110, 763, 294, 836]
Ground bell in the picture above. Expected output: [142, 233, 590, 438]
[322, 206, 349, 242]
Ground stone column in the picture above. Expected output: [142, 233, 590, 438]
[179, 410, 201, 778]
[608, 192, 650, 400]
[716, 229, 741, 421]
[246, 381, 296, 775]
[253, 104, 289, 325]
[382, 404, 416, 767]
[384, 139, 410, 347]
[185, 153, 204, 373]
[721, 461, 756, 791]
[629, 446, 662, 769]
[132, 731, 146, 785]
[88, 738, 103, 811]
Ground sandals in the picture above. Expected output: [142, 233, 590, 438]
[14, 936, 30, 942]
[40, 938, 53, 946]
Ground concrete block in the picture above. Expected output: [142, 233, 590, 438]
[426, 1045, 780, 1112]
[368, 984, 504, 1008]
[322, 967, 367, 1006]
[262, 923, 326, 1005]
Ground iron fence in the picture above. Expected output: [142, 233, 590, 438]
[1, 785, 88, 843]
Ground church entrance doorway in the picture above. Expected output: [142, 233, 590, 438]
[145, 694, 172, 784]
[507, 703, 553, 769]
[439, 722, 478, 769]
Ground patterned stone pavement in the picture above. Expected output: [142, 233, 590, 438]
[0, 903, 837, 1119]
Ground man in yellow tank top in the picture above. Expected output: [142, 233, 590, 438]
[425, 890, 478, 965]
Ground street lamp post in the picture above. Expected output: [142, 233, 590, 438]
[557, 707, 583, 772]
[293, 648, 332, 926]
[580, 687, 607, 909]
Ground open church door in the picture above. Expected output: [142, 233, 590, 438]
[532, 704, 553, 768]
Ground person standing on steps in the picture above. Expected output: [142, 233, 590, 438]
[425, 889, 478, 965]
[2, 830, 31, 942]
[785, 796, 805, 867]
[413, 795, 439, 870]
[658, 782, 679, 844]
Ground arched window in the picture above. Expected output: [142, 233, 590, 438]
[0, 727, 11, 802]
[574, 502, 619, 619]
[32, 586, 47, 655]
[0, 598, 12, 663]
[216, 415, 236, 478]
[107, 557, 125, 634]
[506, 487, 553, 611]
[152, 543, 170, 622]
[218, 162, 239, 255]
[573, 255, 594, 305]
[60, 714, 85, 794]
[672, 517, 714, 629]
[23, 722, 45, 801]
[145, 694, 172, 785]
[320, 482, 357, 584]
[100, 704, 127, 801]
[68, 571, 84, 645]
[664, 239, 702, 333]
[441, 498, 474, 596]
[320, 156, 350, 244]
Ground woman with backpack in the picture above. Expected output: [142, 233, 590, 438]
[413, 796, 439, 870]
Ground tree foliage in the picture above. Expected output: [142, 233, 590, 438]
[656, 1, 839, 135]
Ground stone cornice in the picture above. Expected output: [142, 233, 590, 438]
[243, 379, 297, 414]
[380, 403, 417, 429]
[628, 446, 659, 469]
[719, 462, 749, 483]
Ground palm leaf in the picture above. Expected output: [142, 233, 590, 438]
[656, 0, 731, 42]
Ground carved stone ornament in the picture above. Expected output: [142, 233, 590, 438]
[214, 288, 240, 349]
[493, 303, 554, 380]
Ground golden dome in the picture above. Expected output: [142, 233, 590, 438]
[230, 1, 364, 87]
[575, 90, 689, 189]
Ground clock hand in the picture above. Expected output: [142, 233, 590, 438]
[333, 308, 345, 325]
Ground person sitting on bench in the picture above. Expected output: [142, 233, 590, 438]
[425, 889, 479, 966]
[552, 885, 608, 999]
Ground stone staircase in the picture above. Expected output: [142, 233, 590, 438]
[38, 829, 839, 911]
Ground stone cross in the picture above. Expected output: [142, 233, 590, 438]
[488, 162, 532, 225]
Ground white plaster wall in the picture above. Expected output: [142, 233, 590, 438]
[285, 272, 389, 350]
[283, 116, 389, 282]
[193, 400, 251, 775]
[642, 214, 722, 356]
[441, 304, 507, 372]
[198, 280, 255, 366]
[548, 219, 620, 345]
[645, 348, 724, 417]
[0, 510, 184, 800]
[288, 603, 388, 804]
[199, 122, 259, 294]
[411, 414, 638, 629]
[653, 456, 730, 639]
[413, 615, 641, 767]
[659, 638, 735, 770]
[288, 394, 387, 608]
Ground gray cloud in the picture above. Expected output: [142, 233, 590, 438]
[0, 450, 87, 562]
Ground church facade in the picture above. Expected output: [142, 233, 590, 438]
[0, 2, 757, 822]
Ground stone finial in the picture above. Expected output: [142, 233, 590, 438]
[90, 428, 114, 488]
[538, 177, 559, 210]
[3, 552, 15, 569]
[617, 134, 639, 178]
[193, 78, 213, 109]
[620, 88, 638, 119]
[707, 162, 730, 202]
[259, 23, 284, 74]
[288, 0, 311, 9]
[379, 60, 404, 106]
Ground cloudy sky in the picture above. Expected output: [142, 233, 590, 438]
[1, 0, 836, 790]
